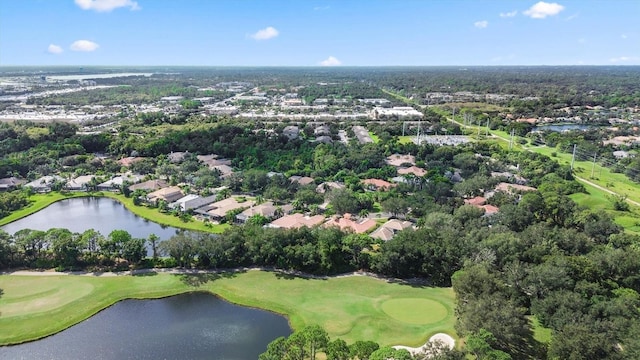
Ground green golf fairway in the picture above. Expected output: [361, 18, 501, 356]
[0, 271, 456, 347]
[380, 298, 449, 324]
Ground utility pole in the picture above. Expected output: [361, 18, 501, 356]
[570, 144, 576, 170]
[591, 153, 597, 178]
[417, 119, 421, 145]
[485, 119, 489, 136]
[402, 122, 406, 137]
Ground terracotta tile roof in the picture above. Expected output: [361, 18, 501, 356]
[481, 204, 500, 215]
[117, 157, 145, 167]
[386, 154, 416, 167]
[324, 213, 377, 234]
[464, 196, 487, 206]
[268, 213, 325, 229]
[495, 182, 537, 193]
[362, 178, 396, 190]
[397, 166, 427, 177]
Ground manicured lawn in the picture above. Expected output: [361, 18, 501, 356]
[98, 192, 229, 233]
[0, 192, 87, 226]
[368, 131, 380, 144]
[0, 274, 191, 345]
[0, 271, 457, 347]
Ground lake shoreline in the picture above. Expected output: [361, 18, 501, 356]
[0, 191, 227, 233]
[0, 270, 456, 347]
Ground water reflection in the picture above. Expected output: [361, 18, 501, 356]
[2, 197, 182, 249]
[1, 292, 291, 360]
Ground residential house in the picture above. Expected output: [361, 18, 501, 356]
[316, 181, 345, 194]
[146, 186, 184, 204]
[386, 154, 416, 167]
[494, 182, 537, 194]
[613, 150, 631, 159]
[201, 197, 255, 221]
[97, 173, 144, 191]
[464, 196, 487, 206]
[129, 179, 169, 192]
[117, 156, 146, 167]
[370, 219, 414, 241]
[490, 171, 529, 185]
[397, 166, 427, 177]
[66, 175, 95, 191]
[314, 135, 333, 144]
[25, 175, 65, 193]
[0, 177, 27, 191]
[283, 126, 300, 140]
[289, 175, 315, 186]
[235, 202, 293, 223]
[168, 151, 189, 163]
[314, 125, 331, 136]
[324, 213, 377, 234]
[267, 213, 325, 229]
[480, 204, 500, 216]
[182, 195, 218, 212]
[169, 194, 201, 211]
[212, 164, 234, 178]
[198, 154, 232, 169]
[362, 178, 396, 191]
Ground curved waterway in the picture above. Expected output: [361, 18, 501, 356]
[2, 197, 181, 245]
[1, 292, 291, 360]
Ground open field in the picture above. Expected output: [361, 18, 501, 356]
[0, 271, 456, 346]
[0, 192, 229, 234]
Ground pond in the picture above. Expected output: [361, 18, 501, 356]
[533, 123, 598, 132]
[1, 197, 182, 252]
[0, 292, 291, 360]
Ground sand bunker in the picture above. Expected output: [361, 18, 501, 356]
[393, 333, 455, 356]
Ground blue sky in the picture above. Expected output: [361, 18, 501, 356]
[0, 0, 638, 66]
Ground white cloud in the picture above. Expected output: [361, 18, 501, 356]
[75, 0, 140, 12]
[474, 20, 488, 29]
[523, 1, 564, 19]
[320, 56, 341, 66]
[609, 56, 637, 63]
[250, 26, 279, 40]
[499, 10, 518, 18]
[70, 40, 100, 52]
[47, 44, 63, 54]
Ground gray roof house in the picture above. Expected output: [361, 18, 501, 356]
[25, 175, 65, 193]
[0, 177, 27, 191]
[66, 175, 95, 191]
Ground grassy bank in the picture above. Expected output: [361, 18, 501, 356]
[97, 192, 228, 234]
[0, 191, 228, 234]
[0, 271, 456, 346]
[0, 192, 88, 226]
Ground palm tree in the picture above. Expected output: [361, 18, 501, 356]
[147, 234, 159, 259]
[216, 188, 231, 201]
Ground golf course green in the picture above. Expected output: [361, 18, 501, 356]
[0, 270, 456, 347]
